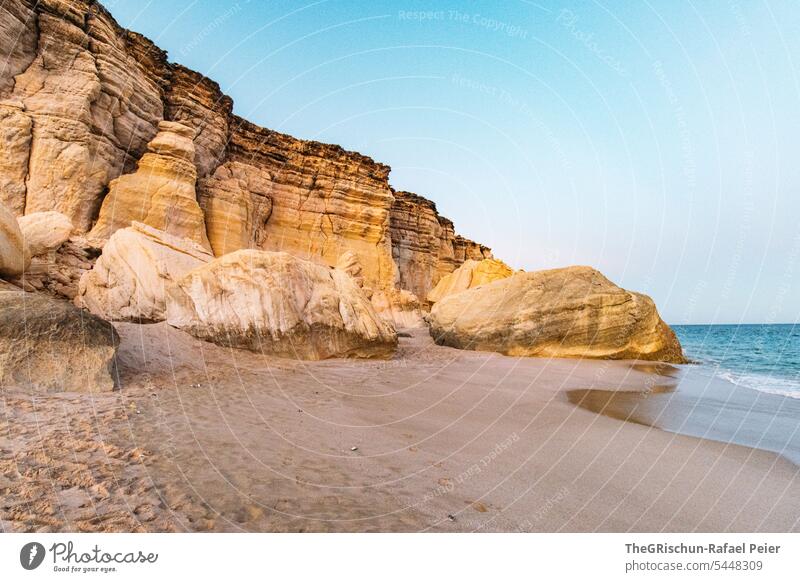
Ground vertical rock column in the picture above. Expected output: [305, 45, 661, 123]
[89, 121, 211, 250]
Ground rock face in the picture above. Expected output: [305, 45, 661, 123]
[89, 122, 210, 249]
[16, 235, 101, 299]
[78, 223, 212, 323]
[0, 100, 31, 215]
[389, 191, 493, 298]
[0, 202, 28, 277]
[0, 0, 489, 305]
[2, 0, 166, 230]
[18, 211, 74, 258]
[429, 267, 686, 363]
[166, 250, 397, 359]
[371, 288, 426, 329]
[199, 119, 398, 289]
[197, 159, 273, 257]
[427, 258, 514, 303]
[0, 289, 120, 392]
[336, 250, 367, 291]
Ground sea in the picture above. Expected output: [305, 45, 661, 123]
[673, 324, 800, 400]
[569, 323, 800, 464]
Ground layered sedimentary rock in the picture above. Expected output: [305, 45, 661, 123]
[197, 160, 273, 257]
[0, 0, 491, 302]
[0, 101, 31, 215]
[166, 250, 397, 359]
[0, 202, 28, 277]
[389, 191, 493, 298]
[90, 122, 210, 248]
[78, 222, 212, 322]
[0, 1, 234, 231]
[427, 258, 514, 303]
[0, 288, 120, 392]
[429, 267, 686, 363]
[18, 211, 74, 258]
[199, 119, 397, 289]
[389, 192, 442, 298]
[165, 65, 232, 178]
[3, 0, 166, 230]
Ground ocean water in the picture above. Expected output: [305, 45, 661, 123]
[673, 324, 800, 399]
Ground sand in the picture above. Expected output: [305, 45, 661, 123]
[2, 323, 799, 532]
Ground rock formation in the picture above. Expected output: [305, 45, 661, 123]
[200, 119, 398, 290]
[0, 202, 28, 277]
[371, 288, 426, 329]
[427, 258, 514, 303]
[1, 0, 165, 230]
[0, 100, 31, 215]
[166, 250, 397, 359]
[197, 161, 270, 257]
[0, 0, 684, 366]
[0, 0, 489, 306]
[18, 211, 74, 258]
[429, 266, 686, 363]
[78, 222, 212, 323]
[16, 235, 101, 299]
[89, 122, 210, 249]
[0, 288, 120, 392]
[336, 250, 367, 291]
[389, 191, 493, 298]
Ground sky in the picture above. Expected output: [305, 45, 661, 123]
[108, 0, 800, 324]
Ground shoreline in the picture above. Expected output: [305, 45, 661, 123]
[2, 323, 798, 532]
[569, 364, 800, 467]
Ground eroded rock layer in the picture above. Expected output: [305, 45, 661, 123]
[0, 0, 489, 301]
[89, 121, 210, 249]
[389, 191, 492, 298]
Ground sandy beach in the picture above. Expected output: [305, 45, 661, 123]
[2, 324, 798, 533]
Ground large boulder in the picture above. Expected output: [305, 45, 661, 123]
[429, 266, 686, 363]
[18, 211, 73, 257]
[0, 289, 120, 392]
[77, 222, 212, 323]
[88, 121, 211, 250]
[427, 258, 513, 303]
[166, 249, 397, 359]
[0, 202, 29, 277]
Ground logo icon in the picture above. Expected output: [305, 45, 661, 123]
[20, 542, 46, 570]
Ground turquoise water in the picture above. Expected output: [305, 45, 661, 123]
[673, 324, 800, 399]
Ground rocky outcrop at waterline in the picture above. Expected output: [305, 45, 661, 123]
[429, 266, 686, 364]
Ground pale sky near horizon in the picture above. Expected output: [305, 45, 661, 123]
[109, 0, 800, 325]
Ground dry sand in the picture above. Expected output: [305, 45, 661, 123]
[2, 323, 799, 532]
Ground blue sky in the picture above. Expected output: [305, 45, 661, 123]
[109, 0, 800, 324]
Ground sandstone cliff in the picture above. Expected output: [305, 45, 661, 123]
[0, 0, 487, 300]
[389, 191, 492, 298]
